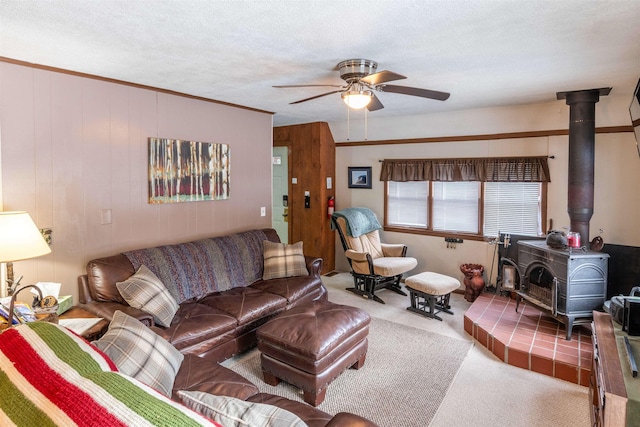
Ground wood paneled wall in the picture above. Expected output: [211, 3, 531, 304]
[274, 122, 335, 272]
[0, 61, 273, 302]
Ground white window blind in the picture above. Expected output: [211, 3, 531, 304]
[432, 182, 479, 233]
[484, 182, 542, 237]
[387, 181, 428, 227]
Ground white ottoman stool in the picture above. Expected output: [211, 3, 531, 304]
[405, 272, 460, 321]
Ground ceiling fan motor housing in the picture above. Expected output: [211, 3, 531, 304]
[338, 59, 378, 82]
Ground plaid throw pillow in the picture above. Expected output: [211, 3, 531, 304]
[93, 310, 184, 397]
[262, 240, 309, 280]
[178, 391, 308, 427]
[116, 265, 179, 327]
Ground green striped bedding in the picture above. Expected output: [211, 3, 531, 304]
[0, 321, 219, 427]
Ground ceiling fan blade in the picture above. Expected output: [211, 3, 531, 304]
[367, 93, 384, 111]
[289, 90, 344, 104]
[273, 84, 344, 88]
[360, 70, 406, 86]
[380, 84, 450, 101]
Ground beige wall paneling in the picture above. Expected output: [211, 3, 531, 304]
[1, 61, 273, 303]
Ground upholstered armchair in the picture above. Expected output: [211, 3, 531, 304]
[332, 207, 417, 304]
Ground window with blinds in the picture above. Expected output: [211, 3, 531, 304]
[385, 181, 544, 238]
[433, 182, 479, 233]
[387, 181, 429, 227]
[483, 182, 542, 237]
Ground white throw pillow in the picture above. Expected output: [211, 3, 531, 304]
[116, 265, 179, 327]
[93, 310, 183, 397]
[177, 391, 308, 427]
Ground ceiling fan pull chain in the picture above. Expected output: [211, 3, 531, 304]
[347, 104, 351, 141]
[364, 108, 368, 141]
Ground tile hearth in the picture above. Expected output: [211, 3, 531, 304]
[464, 292, 592, 386]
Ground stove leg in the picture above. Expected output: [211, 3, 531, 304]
[565, 318, 574, 341]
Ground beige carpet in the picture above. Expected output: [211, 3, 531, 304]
[225, 317, 473, 426]
[224, 272, 591, 426]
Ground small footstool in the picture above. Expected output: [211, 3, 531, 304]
[256, 300, 370, 407]
[405, 272, 460, 321]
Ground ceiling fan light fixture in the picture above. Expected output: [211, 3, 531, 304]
[341, 90, 373, 109]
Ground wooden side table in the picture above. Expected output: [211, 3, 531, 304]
[59, 306, 109, 341]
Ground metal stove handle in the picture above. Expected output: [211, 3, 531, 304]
[552, 277, 558, 316]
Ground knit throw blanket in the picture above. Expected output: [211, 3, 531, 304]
[0, 322, 218, 426]
[123, 230, 269, 304]
[332, 207, 382, 237]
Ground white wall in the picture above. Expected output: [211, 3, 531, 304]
[0, 62, 274, 302]
[330, 93, 640, 286]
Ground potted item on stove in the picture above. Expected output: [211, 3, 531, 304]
[545, 230, 567, 249]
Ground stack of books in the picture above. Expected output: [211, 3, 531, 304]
[0, 297, 38, 325]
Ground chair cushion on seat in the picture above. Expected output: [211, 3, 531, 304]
[173, 354, 259, 401]
[372, 256, 418, 277]
[250, 275, 323, 304]
[405, 272, 460, 296]
[152, 303, 238, 352]
[199, 287, 287, 326]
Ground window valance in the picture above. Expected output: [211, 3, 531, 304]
[379, 156, 551, 182]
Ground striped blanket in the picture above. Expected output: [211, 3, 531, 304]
[123, 230, 268, 303]
[0, 322, 219, 427]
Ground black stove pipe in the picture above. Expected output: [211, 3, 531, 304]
[556, 88, 610, 244]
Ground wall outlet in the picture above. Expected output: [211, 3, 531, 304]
[260, 207, 266, 217]
[101, 209, 112, 225]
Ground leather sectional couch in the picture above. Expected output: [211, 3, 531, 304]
[78, 228, 326, 362]
[76, 228, 378, 426]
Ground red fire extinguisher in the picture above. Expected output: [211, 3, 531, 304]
[327, 196, 335, 218]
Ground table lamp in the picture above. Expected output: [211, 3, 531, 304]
[0, 211, 51, 298]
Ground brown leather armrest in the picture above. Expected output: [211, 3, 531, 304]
[79, 301, 154, 327]
[305, 256, 323, 276]
[78, 274, 93, 304]
[325, 412, 380, 427]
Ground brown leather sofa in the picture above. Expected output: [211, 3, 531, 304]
[78, 228, 327, 362]
[78, 228, 378, 426]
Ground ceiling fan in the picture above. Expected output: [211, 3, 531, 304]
[273, 59, 450, 111]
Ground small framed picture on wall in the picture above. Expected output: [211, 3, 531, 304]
[348, 167, 372, 189]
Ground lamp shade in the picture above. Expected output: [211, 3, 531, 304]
[0, 211, 51, 263]
[341, 90, 373, 109]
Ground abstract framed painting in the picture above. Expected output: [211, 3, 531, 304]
[148, 137, 230, 204]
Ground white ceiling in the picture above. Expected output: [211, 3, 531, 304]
[1, 0, 639, 127]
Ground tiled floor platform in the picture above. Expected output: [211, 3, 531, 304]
[464, 292, 592, 386]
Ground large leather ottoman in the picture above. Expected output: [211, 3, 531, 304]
[256, 300, 371, 406]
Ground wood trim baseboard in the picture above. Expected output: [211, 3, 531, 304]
[336, 126, 633, 146]
[0, 56, 274, 116]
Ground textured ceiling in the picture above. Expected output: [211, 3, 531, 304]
[1, 0, 639, 127]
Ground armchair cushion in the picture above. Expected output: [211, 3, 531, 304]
[116, 265, 179, 327]
[93, 310, 184, 397]
[380, 243, 407, 257]
[371, 257, 418, 277]
[178, 391, 308, 427]
[262, 240, 309, 280]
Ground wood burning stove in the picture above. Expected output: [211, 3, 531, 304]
[516, 240, 609, 340]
